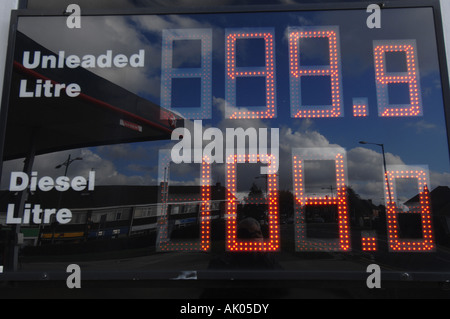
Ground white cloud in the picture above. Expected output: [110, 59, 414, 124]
[18, 16, 162, 98]
[0, 148, 152, 189]
[406, 120, 438, 133]
[278, 126, 335, 154]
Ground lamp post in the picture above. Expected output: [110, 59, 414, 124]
[51, 154, 82, 244]
[55, 154, 83, 209]
[359, 141, 393, 205]
[55, 154, 83, 176]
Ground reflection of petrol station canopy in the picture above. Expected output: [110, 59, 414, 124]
[2, 32, 183, 161]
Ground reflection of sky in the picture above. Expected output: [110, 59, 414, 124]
[4, 7, 450, 204]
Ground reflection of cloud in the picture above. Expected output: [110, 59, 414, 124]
[169, 162, 200, 179]
[214, 96, 268, 131]
[405, 120, 437, 133]
[208, 99, 450, 203]
[131, 15, 212, 35]
[348, 147, 404, 181]
[315, 8, 440, 77]
[168, 178, 202, 186]
[126, 163, 157, 174]
[346, 147, 404, 203]
[3, 131, 447, 207]
[431, 171, 450, 189]
[97, 144, 149, 161]
[347, 148, 450, 204]
[279, 127, 336, 153]
[18, 16, 162, 98]
[18, 14, 213, 101]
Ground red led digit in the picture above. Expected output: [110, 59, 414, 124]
[292, 148, 351, 252]
[289, 26, 344, 118]
[361, 231, 378, 252]
[160, 29, 212, 120]
[361, 237, 377, 251]
[353, 98, 369, 117]
[157, 151, 211, 252]
[385, 166, 435, 252]
[373, 40, 423, 117]
[353, 105, 368, 117]
[225, 28, 277, 119]
[225, 154, 280, 252]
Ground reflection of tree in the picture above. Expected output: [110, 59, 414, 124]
[405, 185, 450, 245]
[239, 184, 296, 226]
[239, 183, 267, 223]
[279, 190, 295, 222]
[347, 186, 385, 232]
[347, 187, 370, 225]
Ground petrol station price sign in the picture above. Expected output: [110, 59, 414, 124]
[0, 1, 450, 282]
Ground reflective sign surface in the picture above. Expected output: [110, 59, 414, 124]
[1, 4, 450, 281]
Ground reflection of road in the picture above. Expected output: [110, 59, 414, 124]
[16, 223, 450, 276]
[19, 250, 365, 274]
[18, 224, 365, 274]
[280, 223, 450, 273]
[354, 236, 450, 272]
[19, 252, 212, 273]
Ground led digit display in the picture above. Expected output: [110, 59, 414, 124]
[160, 28, 212, 120]
[385, 165, 435, 252]
[374, 40, 423, 117]
[225, 28, 277, 119]
[292, 148, 351, 252]
[225, 154, 280, 252]
[2, 3, 450, 280]
[289, 26, 343, 118]
[156, 150, 211, 251]
[361, 237, 377, 252]
[361, 231, 378, 252]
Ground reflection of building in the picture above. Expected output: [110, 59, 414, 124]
[0, 183, 232, 247]
[405, 186, 450, 242]
[304, 200, 336, 223]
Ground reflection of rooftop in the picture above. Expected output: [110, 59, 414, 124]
[404, 186, 450, 216]
[3, 31, 183, 161]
